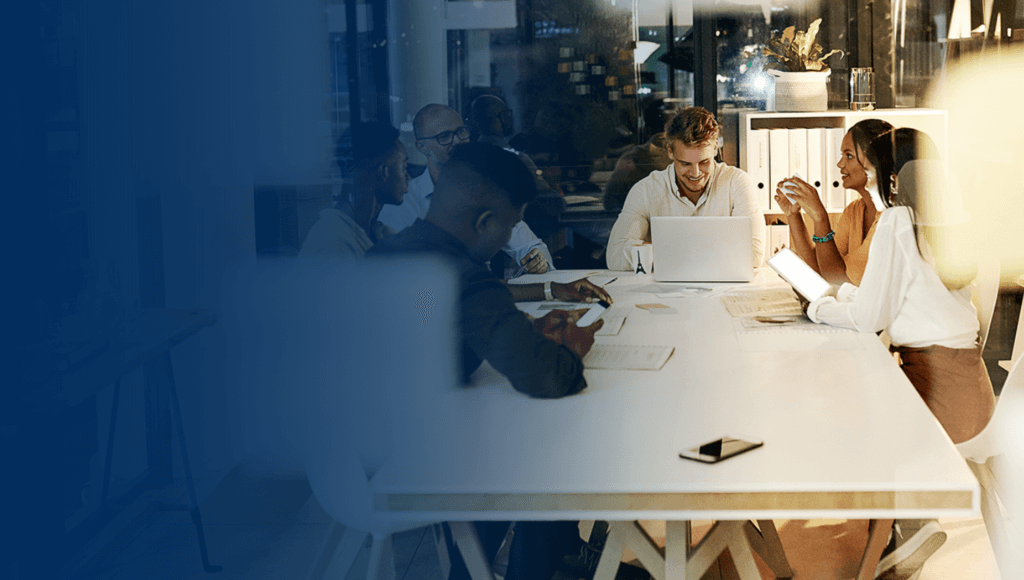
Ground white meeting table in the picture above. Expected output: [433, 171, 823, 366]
[371, 270, 980, 580]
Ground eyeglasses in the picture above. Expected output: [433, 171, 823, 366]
[416, 126, 470, 146]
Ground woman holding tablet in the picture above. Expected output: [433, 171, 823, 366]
[806, 128, 994, 579]
[808, 128, 992, 443]
[774, 119, 893, 285]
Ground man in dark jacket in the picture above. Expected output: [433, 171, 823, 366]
[370, 142, 611, 580]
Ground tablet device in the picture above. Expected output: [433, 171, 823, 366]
[767, 248, 831, 302]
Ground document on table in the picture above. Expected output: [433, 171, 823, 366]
[583, 345, 674, 370]
[720, 288, 803, 317]
[734, 314, 850, 333]
[594, 308, 628, 336]
[738, 314, 815, 330]
[517, 301, 591, 318]
[508, 271, 604, 285]
[635, 302, 679, 315]
[636, 282, 714, 295]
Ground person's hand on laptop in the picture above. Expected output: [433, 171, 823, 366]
[532, 309, 604, 359]
[520, 248, 549, 274]
[552, 279, 613, 304]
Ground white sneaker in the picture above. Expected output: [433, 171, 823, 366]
[874, 520, 946, 580]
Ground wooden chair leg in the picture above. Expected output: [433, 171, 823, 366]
[968, 459, 1015, 579]
[724, 523, 761, 580]
[365, 534, 383, 580]
[685, 522, 730, 579]
[448, 522, 496, 580]
[856, 518, 894, 580]
[432, 524, 451, 580]
[743, 520, 793, 578]
[617, 521, 667, 580]
[665, 521, 690, 580]
[593, 522, 626, 580]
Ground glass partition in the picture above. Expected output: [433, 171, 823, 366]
[329, 0, 973, 265]
[446, 0, 640, 196]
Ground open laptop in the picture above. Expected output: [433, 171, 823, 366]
[650, 216, 754, 282]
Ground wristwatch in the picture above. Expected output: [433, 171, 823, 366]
[544, 281, 554, 301]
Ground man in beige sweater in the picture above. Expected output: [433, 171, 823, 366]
[605, 107, 765, 271]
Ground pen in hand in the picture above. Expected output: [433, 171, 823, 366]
[510, 264, 528, 279]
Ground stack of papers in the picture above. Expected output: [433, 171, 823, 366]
[720, 289, 803, 317]
[584, 345, 674, 370]
[594, 308, 628, 336]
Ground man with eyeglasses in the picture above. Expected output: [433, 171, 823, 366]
[378, 103, 554, 275]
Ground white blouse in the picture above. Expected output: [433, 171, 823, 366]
[807, 206, 979, 349]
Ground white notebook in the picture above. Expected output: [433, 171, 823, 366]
[583, 345, 674, 370]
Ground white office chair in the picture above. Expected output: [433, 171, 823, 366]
[250, 256, 496, 580]
[956, 357, 1024, 579]
[971, 257, 1000, 353]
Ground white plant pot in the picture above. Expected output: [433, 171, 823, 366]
[769, 69, 831, 112]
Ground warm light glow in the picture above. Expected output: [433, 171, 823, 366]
[926, 47, 1024, 267]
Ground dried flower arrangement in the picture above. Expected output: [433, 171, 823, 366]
[762, 19, 844, 72]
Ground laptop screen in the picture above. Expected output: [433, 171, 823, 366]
[650, 216, 754, 282]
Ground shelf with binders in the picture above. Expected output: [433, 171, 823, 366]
[739, 109, 948, 219]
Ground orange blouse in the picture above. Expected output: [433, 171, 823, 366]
[834, 197, 878, 285]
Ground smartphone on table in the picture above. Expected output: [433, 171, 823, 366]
[576, 299, 612, 327]
[679, 436, 763, 464]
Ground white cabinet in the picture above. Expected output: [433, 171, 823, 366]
[738, 109, 948, 215]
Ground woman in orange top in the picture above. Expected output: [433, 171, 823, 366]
[774, 119, 893, 285]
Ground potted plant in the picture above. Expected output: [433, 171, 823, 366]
[762, 19, 844, 111]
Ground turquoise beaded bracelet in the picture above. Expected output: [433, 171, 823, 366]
[812, 231, 835, 243]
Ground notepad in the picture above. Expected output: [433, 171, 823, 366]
[583, 345, 674, 370]
[636, 303, 679, 315]
[720, 289, 803, 317]
[734, 314, 849, 334]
